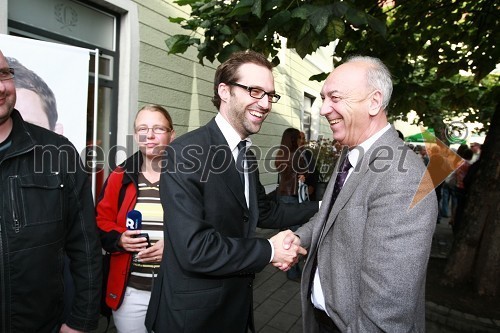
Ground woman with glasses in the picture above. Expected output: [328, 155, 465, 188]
[96, 104, 175, 333]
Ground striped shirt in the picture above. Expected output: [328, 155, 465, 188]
[128, 174, 164, 291]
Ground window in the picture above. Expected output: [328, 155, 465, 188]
[303, 94, 315, 141]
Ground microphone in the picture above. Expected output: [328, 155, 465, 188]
[126, 210, 151, 251]
[126, 210, 142, 230]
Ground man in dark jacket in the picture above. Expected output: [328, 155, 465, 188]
[0, 49, 102, 332]
[146, 50, 318, 333]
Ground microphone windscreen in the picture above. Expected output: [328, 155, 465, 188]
[126, 210, 142, 230]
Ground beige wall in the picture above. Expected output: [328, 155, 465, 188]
[1, 0, 334, 188]
[131, 0, 334, 187]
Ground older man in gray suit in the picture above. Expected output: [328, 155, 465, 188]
[284, 56, 438, 332]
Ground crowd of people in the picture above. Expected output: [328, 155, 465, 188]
[411, 140, 480, 231]
[1, 47, 474, 333]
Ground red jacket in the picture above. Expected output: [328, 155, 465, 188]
[96, 152, 142, 310]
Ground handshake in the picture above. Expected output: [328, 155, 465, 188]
[269, 230, 305, 271]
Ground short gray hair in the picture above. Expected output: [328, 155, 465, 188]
[345, 55, 393, 112]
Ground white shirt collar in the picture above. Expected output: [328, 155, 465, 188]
[348, 123, 391, 169]
[215, 113, 252, 152]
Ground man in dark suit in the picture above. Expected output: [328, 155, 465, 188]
[145, 50, 318, 333]
[285, 56, 438, 332]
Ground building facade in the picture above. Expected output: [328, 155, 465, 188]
[0, 0, 334, 190]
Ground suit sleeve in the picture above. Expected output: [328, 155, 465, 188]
[255, 173, 318, 230]
[162, 145, 272, 276]
[294, 213, 318, 249]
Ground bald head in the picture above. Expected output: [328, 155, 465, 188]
[319, 56, 392, 147]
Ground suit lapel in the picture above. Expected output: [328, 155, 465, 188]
[206, 120, 248, 210]
[307, 149, 347, 254]
[319, 129, 397, 244]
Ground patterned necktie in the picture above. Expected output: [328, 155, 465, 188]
[330, 155, 352, 206]
[236, 140, 247, 185]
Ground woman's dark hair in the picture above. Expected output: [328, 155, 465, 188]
[459, 148, 473, 161]
[456, 144, 468, 158]
[280, 128, 301, 152]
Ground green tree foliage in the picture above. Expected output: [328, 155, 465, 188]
[165, 0, 500, 297]
[165, 0, 498, 133]
[167, 0, 385, 65]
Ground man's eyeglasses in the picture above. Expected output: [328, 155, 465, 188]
[0, 68, 15, 81]
[228, 82, 281, 103]
[135, 125, 173, 135]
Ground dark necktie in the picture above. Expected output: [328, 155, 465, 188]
[236, 140, 247, 185]
[329, 155, 352, 207]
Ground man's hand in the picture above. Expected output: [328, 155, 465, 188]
[59, 323, 84, 333]
[270, 230, 306, 271]
[282, 230, 301, 250]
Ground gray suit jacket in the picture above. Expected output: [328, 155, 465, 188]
[296, 127, 438, 333]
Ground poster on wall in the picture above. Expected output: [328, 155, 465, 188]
[0, 34, 90, 154]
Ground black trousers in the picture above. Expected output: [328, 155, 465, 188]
[313, 307, 341, 333]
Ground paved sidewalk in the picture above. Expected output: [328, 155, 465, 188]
[426, 219, 500, 333]
[253, 228, 302, 333]
[95, 222, 499, 332]
[429, 218, 454, 259]
[253, 222, 500, 333]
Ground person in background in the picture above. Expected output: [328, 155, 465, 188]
[146, 50, 318, 333]
[0, 49, 101, 333]
[299, 130, 319, 200]
[419, 145, 429, 165]
[440, 147, 457, 218]
[284, 55, 437, 332]
[7, 56, 63, 133]
[96, 105, 175, 333]
[275, 127, 309, 205]
[470, 142, 481, 163]
[275, 127, 314, 281]
[429, 145, 447, 224]
[449, 146, 473, 234]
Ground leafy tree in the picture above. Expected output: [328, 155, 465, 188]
[166, 0, 386, 66]
[443, 102, 500, 296]
[166, 0, 499, 295]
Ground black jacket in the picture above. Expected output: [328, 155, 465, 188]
[0, 110, 102, 332]
[146, 118, 318, 333]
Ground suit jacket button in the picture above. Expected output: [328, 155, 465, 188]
[243, 216, 249, 223]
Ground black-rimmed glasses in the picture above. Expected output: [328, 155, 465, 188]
[228, 82, 281, 103]
[0, 68, 15, 81]
[135, 125, 173, 135]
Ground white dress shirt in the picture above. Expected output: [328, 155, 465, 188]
[215, 113, 251, 206]
[214, 114, 276, 262]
